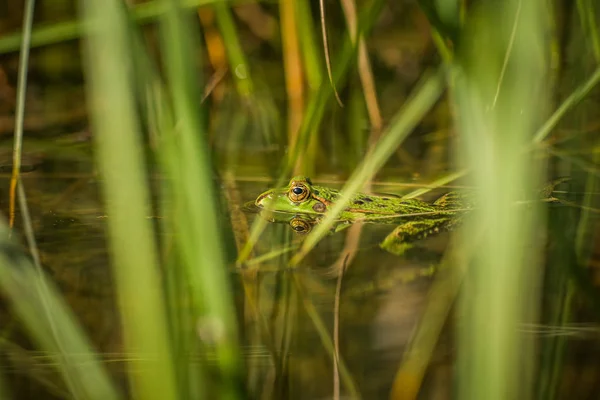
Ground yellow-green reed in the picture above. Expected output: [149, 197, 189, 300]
[79, 0, 178, 398]
[8, 0, 35, 231]
[578, 0, 600, 57]
[158, 1, 244, 399]
[452, 1, 549, 398]
[296, 0, 323, 90]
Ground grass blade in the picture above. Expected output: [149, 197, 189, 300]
[453, 1, 548, 398]
[158, 2, 245, 398]
[79, 0, 178, 398]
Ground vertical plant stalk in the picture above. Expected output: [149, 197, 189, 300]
[294, 275, 361, 399]
[213, 2, 254, 96]
[319, 0, 344, 107]
[332, 254, 350, 400]
[159, 2, 244, 398]
[198, 7, 229, 103]
[578, 0, 600, 59]
[296, 0, 323, 90]
[9, 0, 36, 230]
[335, 0, 384, 283]
[294, 0, 323, 176]
[279, 0, 306, 169]
[79, 0, 178, 398]
[453, 1, 548, 398]
[340, 0, 382, 135]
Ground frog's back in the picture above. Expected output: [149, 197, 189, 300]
[344, 192, 439, 216]
[433, 191, 473, 211]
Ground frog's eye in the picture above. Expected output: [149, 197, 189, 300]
[290, 218, 311, 234]
[289, 182, 310, 202]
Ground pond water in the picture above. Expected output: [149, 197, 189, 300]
[1, 156, 599, 399]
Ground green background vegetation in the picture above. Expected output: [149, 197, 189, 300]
[0, 0, 598, 399]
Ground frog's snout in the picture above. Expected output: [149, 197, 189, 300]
[255, 190, 274, 208]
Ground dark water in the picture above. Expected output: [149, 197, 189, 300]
[0, 156, 598, 400]
[0, 162, 449, 398]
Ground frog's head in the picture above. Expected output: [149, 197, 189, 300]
[255, 176, 328, 215]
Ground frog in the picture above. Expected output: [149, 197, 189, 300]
[253, 176, 568, 255]
[254, 176, 474, 255]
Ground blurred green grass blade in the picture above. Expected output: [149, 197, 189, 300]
[158, 2, 244, 398]
[391, 234, 475, 399]
[0, 226, 120, 399]
[9, 0, 36, 231]
[79, 0, 178, 399]
[290, 69, 445, 265]
[117, 6, 242, 395]
[577, 0, 600, 59]
[213, 2, 254, 95]
[296, 0, 323, 89]
[403, 63, 600, 195]
[533, 66, 600, 144]
[402, 169, 467, 199]
[0, 0, 216, 54]
[453, 1, 548, 398]
[2, 0, 119, 397]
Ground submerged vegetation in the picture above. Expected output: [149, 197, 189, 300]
[0, 0, 598, 399]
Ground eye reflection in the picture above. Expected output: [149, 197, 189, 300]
[289, 217, 312, 234]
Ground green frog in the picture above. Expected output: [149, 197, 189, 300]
[254, 176, 474, 255]
[254, 176, 567, 255]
